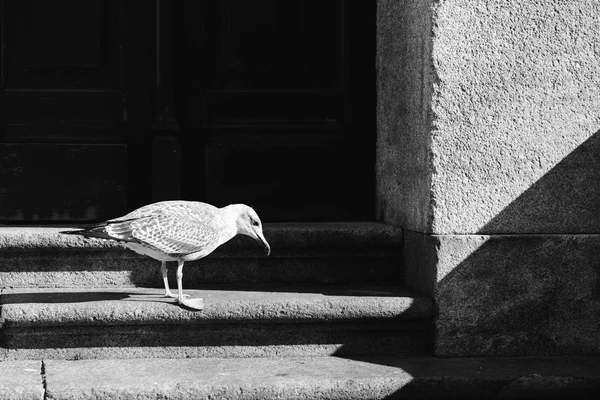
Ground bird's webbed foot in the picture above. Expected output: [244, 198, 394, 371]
[178, 297, 204, 311]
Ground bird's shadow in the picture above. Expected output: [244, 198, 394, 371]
[0, 284, 407, 306]
[0, 290, 180, 305]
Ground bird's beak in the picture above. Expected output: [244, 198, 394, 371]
[254, 229, 271, 256]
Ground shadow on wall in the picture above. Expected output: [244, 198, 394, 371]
[484, 131, 600, 234]
[435, 129, 600, 356]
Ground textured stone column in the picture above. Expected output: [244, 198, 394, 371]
[377, 0, 600, 356]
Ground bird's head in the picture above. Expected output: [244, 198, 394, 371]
[229, 204, 270, 256]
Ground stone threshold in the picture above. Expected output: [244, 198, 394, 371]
[0, 222, 404, 287]
[2, 356, 599, 400]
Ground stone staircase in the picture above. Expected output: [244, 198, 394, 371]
[1, 223, 598, 399]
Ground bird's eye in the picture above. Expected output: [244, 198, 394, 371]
[251, 219, 259, 226]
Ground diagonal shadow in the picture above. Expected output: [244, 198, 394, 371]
[332, 131, 600, 397]
[435, 130, 600, 357]
[483, 131, 600, 234]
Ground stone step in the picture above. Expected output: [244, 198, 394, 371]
[0, 284, 431, 360]
[3, 356, 599, 400]
[0, 222, 403, 288]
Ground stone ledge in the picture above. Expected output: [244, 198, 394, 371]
[0, 223, 403, 287]
[0, 285, 432, 360]
[28, 356, 600, 400]
[0, 285, 431, 327]
[0, 254, 403, 288]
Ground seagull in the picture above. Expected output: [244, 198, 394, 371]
[60, 201, 270, 310]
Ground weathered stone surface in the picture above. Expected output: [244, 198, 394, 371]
[428, 0, 600, 234]
[0, 223, 403, 288]
[377, 0, 600, 363]
[403, 231, 600, 356]
[42, 356, 600, 400]
[480, 133, 600, 234]
[377, 0, 600, 234]
[0, 286, 432, 360]
[0, 286, 430, 326]
[376, 0, 434, 232]
[0, 360, 44, 400]
[44, 357, 409, 400]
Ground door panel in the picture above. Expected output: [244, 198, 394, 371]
[0, 0, 153, 222]
[1, 91, 124, 143]
[1, 0, 121, 91]
[211, 1, 342, 90]
[205, 141, 350, 221]
[0, 143, 127, 221]
[178, 0, 374, 221]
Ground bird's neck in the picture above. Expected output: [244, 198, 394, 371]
[220, 205, 244, 238]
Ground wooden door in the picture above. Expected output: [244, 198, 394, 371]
[0, 0, 154, 222]
[175, 1, 375, 221]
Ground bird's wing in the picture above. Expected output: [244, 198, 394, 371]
[102, 218, 140, 242]
[128, 214, 222, 256]
[114, 201, 218, 221]
[61, 201, 223, 248]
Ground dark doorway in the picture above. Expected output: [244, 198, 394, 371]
[0, 0, 375, 223]
[174, 1, 375, 222]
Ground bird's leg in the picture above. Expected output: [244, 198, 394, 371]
[176, 260, 203, 310]
[161, 261, 189, 299]
[161, 261, 175, 298]
[175, 260, 186, 303]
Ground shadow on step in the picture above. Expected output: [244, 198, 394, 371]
[0, 284, 416, 305]
[0, 254, 403, 288]
[1, 323, 432, 360]
[331, 354, 600, 399]
[1, 290, 133, 304]
[0, 222, 403, 287]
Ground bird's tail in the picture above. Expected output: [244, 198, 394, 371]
[60, 219, 137, 242]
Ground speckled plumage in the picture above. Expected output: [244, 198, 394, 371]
[61, 201, 270, 310]
[101, 201, 236, 261]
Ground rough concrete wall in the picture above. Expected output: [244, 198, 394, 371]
[378, 0, 600, 356]
[416, 232, 600, 356]
[424, 0, 600, 356]
[376, 0, 434, 231]
[430, 0, 600, 234]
